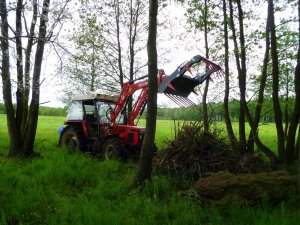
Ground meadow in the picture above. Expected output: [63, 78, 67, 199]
[0, 114, 299, 225]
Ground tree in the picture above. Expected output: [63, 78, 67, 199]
[286, 0, 300, 163]
[59, 8, 109, 103]
[0, 0, 69, 156]
[186, 0, 222, 132]
[125, 0, 148, 113]
[228, 0, 248, 153]
[248, 7, 279, 166]
[132, 0, 158, 186]
[59, 0, 148, 106]
[222, 0, 237, 150]
[268, 0, 285, 162]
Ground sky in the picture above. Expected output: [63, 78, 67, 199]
[37, 2, 209, 108]
[1, 1, 296, 109]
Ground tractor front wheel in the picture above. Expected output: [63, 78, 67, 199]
[103, 138, 124, 160]
[60, 126, 87, 152]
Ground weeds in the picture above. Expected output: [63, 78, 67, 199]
[0, 115, 299, 224]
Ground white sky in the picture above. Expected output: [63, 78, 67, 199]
[38, 2, 206, 108]
[1, 1, 297, 109]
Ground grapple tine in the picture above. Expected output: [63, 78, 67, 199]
[185, 97, 196, 107]
[166, 94, 196, 107]
[177, 96, 190, 107]
[180, 96, 193, 107]
[166, 94, 184, 107]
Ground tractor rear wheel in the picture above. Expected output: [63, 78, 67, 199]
[103, 138, 124, 160]
[60, 126, 87, 152]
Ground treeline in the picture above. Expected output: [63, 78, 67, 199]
[1, 98, 295, 121]
[155, 98, 296, 122]
[0, 103, 67, 117]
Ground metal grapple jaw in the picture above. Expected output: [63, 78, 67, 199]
[158, 55, 224, 107]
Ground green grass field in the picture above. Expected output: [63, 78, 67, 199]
[0, 114, 299, 225]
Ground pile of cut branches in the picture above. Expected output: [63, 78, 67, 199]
[153, 121, 265, 179]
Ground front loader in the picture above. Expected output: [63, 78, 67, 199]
[58, 55, 223, 159]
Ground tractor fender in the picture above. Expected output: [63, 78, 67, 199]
[58, 125, 67, 136]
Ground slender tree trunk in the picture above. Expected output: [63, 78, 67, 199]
[298, 123, 300, 196]
[22, 0, 38, 135]
[0, 0, 22, 155]
[236, 0, 251, 154]
[298, 148, 300, 197]
[91, 45, 96, 91]
[128, 0, 140, 114]
[115, 0, 123, 88]
[247, 8, 279, 165]
[23, 0, 50, 155]
[286, 0, 300, 164]
[132, 0, 158, 186]
[269, 0, 285, 162]
[202, 0, 209, 132]
[16, 0, 24, 135]
[297, 125, 300, 158]
[284, 70, 289, 140]
[228, 0, 246, 152]
[222, 0, 237, 150]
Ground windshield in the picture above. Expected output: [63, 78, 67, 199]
[67, 100, 124, 124]
[67, 101, 83, 120]
[97, 102, 113, 123]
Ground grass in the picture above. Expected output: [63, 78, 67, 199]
[0, 114, 299, 225]
[139, 118, 278, 151]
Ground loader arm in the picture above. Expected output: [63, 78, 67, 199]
[110, 72, 164, 127]
[110, 55, 223, 127]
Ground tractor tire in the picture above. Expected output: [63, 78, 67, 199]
[103, 138, 124, 160]
[60, 126, 87, 152]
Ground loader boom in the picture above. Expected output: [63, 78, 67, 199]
[110, 55, 223, 127]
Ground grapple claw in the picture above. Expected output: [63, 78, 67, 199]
[158, 55, 223, 106]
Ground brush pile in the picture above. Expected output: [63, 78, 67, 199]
[153, 121, 265, 180]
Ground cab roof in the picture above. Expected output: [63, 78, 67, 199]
[72, 92, 119, 103]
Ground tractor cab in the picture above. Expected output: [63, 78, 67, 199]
[63, 92, 124, 138]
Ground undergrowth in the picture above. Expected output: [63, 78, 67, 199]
[0, 149, 299, 225]
[0, 115, 299, 224]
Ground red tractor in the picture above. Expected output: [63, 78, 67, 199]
[58, 55, 223, 159]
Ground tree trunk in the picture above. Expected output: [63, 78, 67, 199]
[22, 0, 50, 155]
[15, 0, 24, 135]
[91, 45, 96, 91]
[0, 0, 22, 155]
[284, 70, 289, 140]
[132, 0, 158, 186]
[286, 0, 300, 164]
[246, 6, 279, 165]
[222, 0, 237, 150]
[22, 0, 38, 135]
[297, 125, 300, 159]
[236, 0, 251, 154]
[298, 124, 300, 195]
[269, 0, 285, 162]
[128, 0, 140, 115]
[115, 0, 123, 88]
[202, 0, 209, 132]
[228, 0, 246, 152]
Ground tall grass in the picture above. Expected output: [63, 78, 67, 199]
[0, 115, 299, 224]
[0, 150, 299, 225]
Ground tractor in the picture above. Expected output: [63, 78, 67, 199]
[58, 55, 223, 159]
